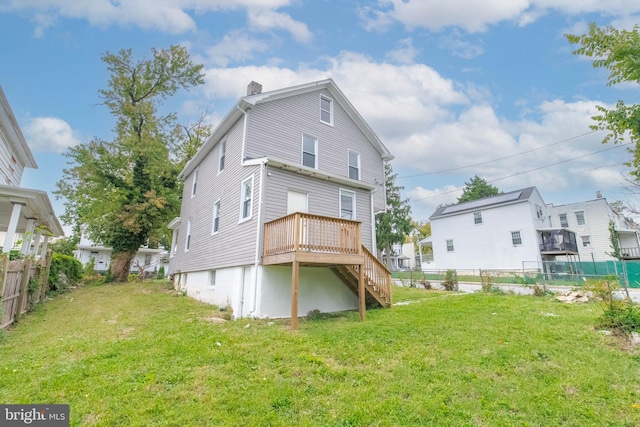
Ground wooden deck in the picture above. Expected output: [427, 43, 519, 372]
[262, 212, 392, 329]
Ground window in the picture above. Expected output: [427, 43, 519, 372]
[144, 254, 152, 265]
[212, 200, 220, 234]
[348, 150, 360, 180]
[320, 95, 333, 125]
[218, 139, 226, 173]
[302, 134, 317, 168]
[340, 189, 356, 220]
[581, 235, 591, 247]
[559, 213, 568, 228]
[474, 211, 482, 224]
[511, 231, 522, 245]
[240, 176, 253, 221]
[536, 205, 544, 219]
[185, 220, 191, 251]
[191, 168, 198, 198]
[209, 270, 216, 289]
[575, 211, 585, 225]
[446, 239, 454, 252]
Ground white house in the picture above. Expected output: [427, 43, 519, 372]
[0, 86, 63, 255]
[168, 79, 393, 324]
[74, 233, 168, 275]
[547, 193, 640, 262]
[424, 187, 579, 273]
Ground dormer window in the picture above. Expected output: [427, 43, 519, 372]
[320, 95, 333, 125]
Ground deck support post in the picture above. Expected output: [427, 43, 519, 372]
[291, 260, 299, 330]
[358, 263, 366, 321]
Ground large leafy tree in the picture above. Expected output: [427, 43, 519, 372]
[566, 24, 640, 178]
[411, 220, 431, 255]
[55, 46, 205, 281]
[457, 175, 500, 203]
[376, 163, 412, 270]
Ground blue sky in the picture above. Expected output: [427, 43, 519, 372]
[1, 0, 640, 228]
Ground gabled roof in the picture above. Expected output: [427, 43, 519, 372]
[179, 78, 393, 180]
[0, 86, 37, 170]
[430, 187, 538, 220]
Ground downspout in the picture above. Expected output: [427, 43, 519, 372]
[236, 103, 248, 317]
[250, 160, 266, 317]
[370, 191, 376, 253]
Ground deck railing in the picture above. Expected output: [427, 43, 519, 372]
[621, 247, 640, 259]
[263, 212, 362, 257]
[360, 246, 392, 304]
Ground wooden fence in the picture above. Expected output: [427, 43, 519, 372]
[0, 252, 53, 330]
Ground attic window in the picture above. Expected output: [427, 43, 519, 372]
[320, 95, 333, 125]
[473, 211, 482, 224]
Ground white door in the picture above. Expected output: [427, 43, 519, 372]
[287, 190, 308, 214]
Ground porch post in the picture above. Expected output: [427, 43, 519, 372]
[291, 260, 299, 330]
[3, 202, 24, 253]
[20, 218, 35, 255]
[359, 263, 366, 321]
[31, 228, 43, 256]
[39, 235, 50, 258]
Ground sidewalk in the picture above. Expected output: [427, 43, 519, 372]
[392, 279, 640, 303]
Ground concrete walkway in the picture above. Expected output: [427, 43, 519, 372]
[392, 279, 640, 303]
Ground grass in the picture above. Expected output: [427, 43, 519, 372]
[2, 282, 640, 426]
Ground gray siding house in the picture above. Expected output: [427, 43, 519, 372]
[168, 79, 393, 325]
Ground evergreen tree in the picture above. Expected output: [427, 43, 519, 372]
[376, 163, 412, 270]
[457, 175, 500, 203]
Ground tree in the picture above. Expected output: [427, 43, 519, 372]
[457, 175, 500, 203]
[410, 220, 431, 255]
[376, 163, 413, 270]
[566, 24, 640, 178]
[55, 46, 205, 281]
[48, 235, 80, 256]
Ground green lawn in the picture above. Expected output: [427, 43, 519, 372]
[1, 282, 640, 426]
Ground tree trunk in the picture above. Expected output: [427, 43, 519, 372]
[109, 251, 136, 282]
[385, 245, 394, 271]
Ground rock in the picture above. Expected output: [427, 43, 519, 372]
[555, 291, 590, 303]
[631, 332, 640, 346]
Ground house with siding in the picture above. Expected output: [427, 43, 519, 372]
[0, 86, 63, 256]
[424, 187, 579, 273]
[546, 193, 640, 263]
[168, 79, 393, 325]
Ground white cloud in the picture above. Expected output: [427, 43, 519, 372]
[24, 116, 82, 153]
[363, 0, 640, 33]
[405, 185, 462, 219]
[4, 0, 294, 35]
[437, 31, 484, 59]
[247, 9, 312, 43]
[385, 38, 419, 64]
[205, 31, 269, 67]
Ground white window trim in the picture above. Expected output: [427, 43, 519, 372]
[301, 134, 318, 169]
[212, 199, 221, 235]
[348, 150, 361, 180]
[185, 219, 192, 252]
[473, 211, 482, 225]
[239, 175, 254, 223]
[218, 138, 227, 175]
[339, 188, 356, 220]
[320, 94, 334, 126]
[581, 235, 591, 247]
[191, 168, 199, 198]
[446, 239, 454, 252]
[511, 230, 523, 246]
[575, 210, 586, 226]
[559, 213, 568, 228]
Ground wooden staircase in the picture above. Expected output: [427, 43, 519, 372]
[331, 245, 392, 308]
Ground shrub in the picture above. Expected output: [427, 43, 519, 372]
[442, 269, 458, 291]
[420, 279, 432, 290]
[48, 253, 83, 294]
[157, 265, 165, 280]
[584, 275, 640, 335]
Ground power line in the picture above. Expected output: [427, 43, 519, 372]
[407, 142, 632, 204]
[398, 130, 601, 179]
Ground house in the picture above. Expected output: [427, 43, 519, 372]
[423, 187, 579, 274]
[382, 242, 416, 271]
[168, 79, 393, 325]
[74, 233, 168, 276]
[0, 86, 63, 256]
[546, 192, 640, 262]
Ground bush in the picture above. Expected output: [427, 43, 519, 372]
[157, 265, 165, 280]
[420, 279, 432, 290]
[442, 269, 458, 291]
[598, 302, 640, 334]
[48, 253, 83, 294]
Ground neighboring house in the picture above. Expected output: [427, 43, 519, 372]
[0, 86, 63, 255]
[168, 79, 393, 322]
[382, 242, 416, 270]
[547, 193, 640, 262]
[74, 233, 168, 275]
[423, 187, 579, 273]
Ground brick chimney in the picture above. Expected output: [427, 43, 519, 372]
[596, 191, 602, 199]
[247, 81, 262, 96]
